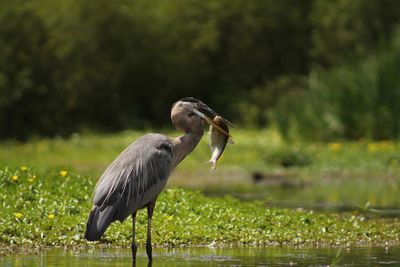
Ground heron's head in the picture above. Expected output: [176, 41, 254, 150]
[171, 97, 231, 136]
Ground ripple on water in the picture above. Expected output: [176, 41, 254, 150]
[1, 246, 400, 267]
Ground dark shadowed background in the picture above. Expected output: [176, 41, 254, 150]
[0, 0, 399, 140]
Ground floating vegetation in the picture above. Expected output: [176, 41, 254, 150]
[0, 167, 399, 250]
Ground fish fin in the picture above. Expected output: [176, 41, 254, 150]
[228, 138, 235, 145]
[208, 159, 217, 170]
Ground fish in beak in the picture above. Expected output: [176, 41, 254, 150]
[207, 116, 233, 170]
[192, 102, 234, 137]
[191, 101, 234, 170]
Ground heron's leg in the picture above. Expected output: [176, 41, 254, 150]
[146, 201, 156, 262]
[131, 212, 137, 261]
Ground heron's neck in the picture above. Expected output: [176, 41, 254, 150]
[171, 131, 203, 168]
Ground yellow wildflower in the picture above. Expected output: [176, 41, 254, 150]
[367, 143, 377, 153]
[20, 166, 28, 171]
[14, 212, 23, 219]
[32, 175, 36, 179]
[59, 170, 68, 177]
[368, 141, 393, 153]
[28, 178, 34, 183]
[48, 214, 55, 219]
[329, 142, 342, 152]
[11, 175, 18, 181]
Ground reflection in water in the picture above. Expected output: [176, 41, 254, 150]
[1, 246, 400, 266]
[132, 259, 152, 267]
[131, 259, 152, 267]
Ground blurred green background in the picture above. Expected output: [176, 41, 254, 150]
[1, 0, 400, 140]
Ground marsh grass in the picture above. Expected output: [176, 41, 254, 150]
[3, 129, 400, 173]
[1, 129, 400, 207]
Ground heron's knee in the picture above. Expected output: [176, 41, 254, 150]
[131, 242, 138, 254]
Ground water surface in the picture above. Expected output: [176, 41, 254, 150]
[1, 246, 399, 266]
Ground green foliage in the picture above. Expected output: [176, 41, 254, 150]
[1, 167, 400, 248]
[0, 4, 69, 139]
[310, 0, 400, 66]
[0, 167, 92, 245]
[274, 32, 400, 140]
[0, 0, 312, 139]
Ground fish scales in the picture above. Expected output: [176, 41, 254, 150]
[208, 116, 230, 170]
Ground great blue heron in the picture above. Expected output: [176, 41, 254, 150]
[84, 97, 229, 262]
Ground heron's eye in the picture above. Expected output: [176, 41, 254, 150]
[188, 112, 197, 117]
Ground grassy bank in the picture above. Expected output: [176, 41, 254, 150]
[1, 167, 399, 252]
[1, 129, 400, 207]
[3, 129, 400, 176]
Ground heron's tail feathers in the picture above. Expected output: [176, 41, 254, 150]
[84, 204, 117, 241]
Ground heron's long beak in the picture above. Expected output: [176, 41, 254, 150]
[197, 102, 236, 128]
[193, 105, 232, 137]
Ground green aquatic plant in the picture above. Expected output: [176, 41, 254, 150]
[0, 167, 400, 250]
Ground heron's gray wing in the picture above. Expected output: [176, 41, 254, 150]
[92, 133, 173, 221]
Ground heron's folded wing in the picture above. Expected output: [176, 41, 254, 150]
[92, 134, 173, 221]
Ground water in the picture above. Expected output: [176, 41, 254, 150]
[1, 246, 399, 267]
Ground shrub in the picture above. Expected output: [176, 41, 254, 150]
[264, 146, 312, 168]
